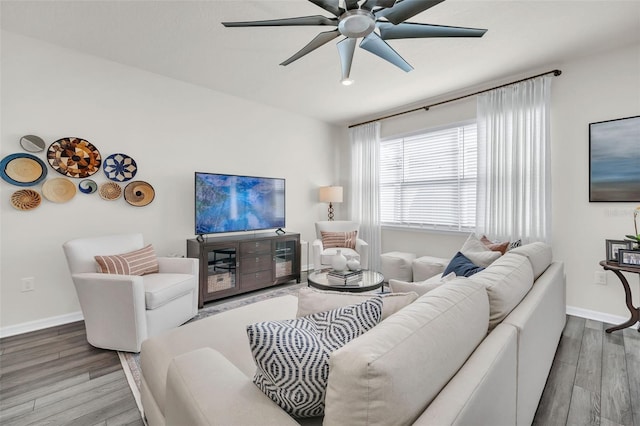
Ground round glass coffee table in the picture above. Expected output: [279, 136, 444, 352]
[307, 270, 384, 293]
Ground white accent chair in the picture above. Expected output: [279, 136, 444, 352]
[63, 233, 199, 353]
[312, 221, 369, 270]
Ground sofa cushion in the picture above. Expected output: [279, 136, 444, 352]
[143, 273, 196, 310]
[320, 231, 357, 249]
[296, 287, 417, 320]
[95, 244, 159, 275]
[323, 281, 489, 426]
[461, 234, 502, 267]
[443, 252, 485, 277]
[509, 242, 552, 279]
[467, 252, 534, 330]
[247, 298, 383, 418]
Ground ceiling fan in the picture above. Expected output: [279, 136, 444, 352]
[222, 0, 487, 84]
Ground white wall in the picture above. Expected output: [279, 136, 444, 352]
[0, 32, 339, 332]
[339, 42, 640, 321]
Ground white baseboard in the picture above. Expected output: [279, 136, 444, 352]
[566, 305, 639, 330]
[0, 311, 84, 338]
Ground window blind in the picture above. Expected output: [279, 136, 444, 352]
[380, 122, 477, 232]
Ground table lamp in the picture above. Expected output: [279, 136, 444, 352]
[319, 186, 343, 221]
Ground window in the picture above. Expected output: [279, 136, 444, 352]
[379, 122, 477, 232]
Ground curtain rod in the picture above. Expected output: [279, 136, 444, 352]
[348, 69, 562, 129]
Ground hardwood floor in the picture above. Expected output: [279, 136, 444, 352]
[0, 321, 143, 425]
[1, 315, 637, 425]
[534, 316, 640, 426]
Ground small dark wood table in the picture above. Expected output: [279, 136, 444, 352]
[599, 260, 640, 333]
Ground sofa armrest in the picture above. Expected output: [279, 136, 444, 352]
[412, 256, 450, 281]
[414, 324, 518, 426]
[165, 348, 299, 426]
[157, 256, 198, 275]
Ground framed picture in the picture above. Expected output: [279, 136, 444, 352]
[589, 115, 640, 202]
[618, 249, 640, 267]
[606, 239, 633, 261]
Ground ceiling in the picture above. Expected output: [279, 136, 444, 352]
[1, 1, 639, 125]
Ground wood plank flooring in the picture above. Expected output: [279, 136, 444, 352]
[534, 316, 640, 426]
[1, 314, 637, 425]
[0, 321, 143, 425]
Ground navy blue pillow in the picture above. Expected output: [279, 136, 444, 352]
[443, 252, 485, 277]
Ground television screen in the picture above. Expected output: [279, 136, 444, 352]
[195, 172, 285, 235]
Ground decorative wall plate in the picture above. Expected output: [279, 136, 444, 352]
[10, 189, 42, 210]
[20, 135, 46, 153]
[103, 153, 137, 182]
[47, 137, 102, 178]
[124, 181, 155, 207]
[42, 178, 77, 203]
[78, 179, 98, 194]
[99, 181, 122, 200]
[0, 153, 48, 186]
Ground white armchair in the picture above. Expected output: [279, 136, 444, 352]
[312, 221, 369, 270]
[63, 233, 199, 353]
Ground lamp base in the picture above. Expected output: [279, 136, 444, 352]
[327, 202, 335, 221]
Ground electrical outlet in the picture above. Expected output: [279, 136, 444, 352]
[21, 277, 35, 292]
[594, 271, 607, 285]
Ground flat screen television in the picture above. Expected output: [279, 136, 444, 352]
[195, 172, 285, 236]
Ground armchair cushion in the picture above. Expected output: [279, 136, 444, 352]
[95, 244, 159, 275]
[320, 231, 357, 249]
[144, 273, 197, 310]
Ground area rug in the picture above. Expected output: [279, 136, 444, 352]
[118, 282, 306, 418]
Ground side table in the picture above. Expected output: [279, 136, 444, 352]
[599, 260, 640, 333]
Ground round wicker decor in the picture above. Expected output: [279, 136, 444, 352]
[42, 178, 77, 203]
[10, 189, 42, 210]
[78, 179, 98, 194]
[47, 137, 102, 178]
[99, 182, 122, 200]
[103, 153, 137, 182]
[1, 153, 48, 186]
[124, 181, 155, 207]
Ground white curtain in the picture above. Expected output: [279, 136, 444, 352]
[476, 75, 552, 244]
[349, 122, 382, 271]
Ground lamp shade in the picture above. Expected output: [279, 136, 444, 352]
[319, 186, 343, 203]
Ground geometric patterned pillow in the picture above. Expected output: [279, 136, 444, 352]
[320, 231, 357, 249]
[94, 244, 159, 276]
[246, 297, 383, 418]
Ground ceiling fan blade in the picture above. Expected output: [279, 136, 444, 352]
[362, 0, 396, 10]
[280, 30, 341, 66]
[344, 0, 360, 10]
[376, 0, 445, 25]
[337, 37, 357, 80]
[222, 15, 337, 27]
[308, 0, 344, 17]
[378, 22, 487, 40]
[360, 32, 413, 72]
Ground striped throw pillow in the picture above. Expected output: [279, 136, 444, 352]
[95, 244, 159, 275]
[321, 231, 357, 249]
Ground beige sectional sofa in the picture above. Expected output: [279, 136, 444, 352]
[140, 242, 565, 425]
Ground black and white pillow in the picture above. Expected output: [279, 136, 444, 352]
[246, 298, 383, 418]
